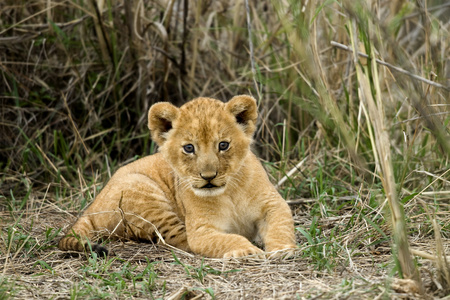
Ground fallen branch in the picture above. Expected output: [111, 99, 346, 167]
[276, 156, 308, 189]
[331, 41, 450, 91]
[410, 249, 450, 262]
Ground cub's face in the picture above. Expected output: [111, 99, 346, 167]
[148, 96, 258, 197]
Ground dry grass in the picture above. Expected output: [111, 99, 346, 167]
[1, 0, 449, 299]
[1, 197, 446, 299]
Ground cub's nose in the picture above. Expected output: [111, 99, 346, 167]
[200, 172, 217, 181]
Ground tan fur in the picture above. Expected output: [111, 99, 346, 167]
[58, 95, 296, 258]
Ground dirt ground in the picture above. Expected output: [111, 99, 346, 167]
[1, 203, 446, 300]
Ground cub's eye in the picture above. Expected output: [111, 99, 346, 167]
[183, 144, 195, 154]
[218, 141, 229, 151]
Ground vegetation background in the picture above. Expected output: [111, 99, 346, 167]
[0, 0, 449, 298]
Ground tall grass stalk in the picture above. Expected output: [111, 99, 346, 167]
[349, 20, 423, 292]
[90, 0, 110, 64]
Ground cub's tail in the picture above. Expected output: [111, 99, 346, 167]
[58, 219, 109, 256]
[58, 235, 109, 256]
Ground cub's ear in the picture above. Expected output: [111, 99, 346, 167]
[148, 102, 179, 145]
[226, 95, 258, 136]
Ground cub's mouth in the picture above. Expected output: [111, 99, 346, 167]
[193, 182, 226, 197]
[202, 183, 218, 189]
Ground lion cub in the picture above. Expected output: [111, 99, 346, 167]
[59, 95, 296, 258]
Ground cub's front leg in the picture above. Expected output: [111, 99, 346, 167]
[258, 191, 297, 256]
[185, 214, 263, 258]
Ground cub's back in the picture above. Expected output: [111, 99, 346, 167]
[85, 153, 181, 218]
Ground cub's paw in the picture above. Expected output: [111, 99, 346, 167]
[223, 246, 264, 259]
[85, 243, 110, 257]
[266, 245, 298, 259]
